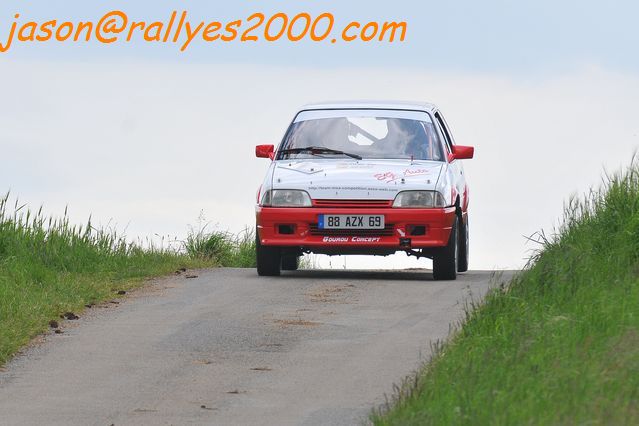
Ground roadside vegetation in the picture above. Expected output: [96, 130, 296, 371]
[374, 161, 639, 425]
[0, 197, 257, 365]
[185, 225, 257, 267]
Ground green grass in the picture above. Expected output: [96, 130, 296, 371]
[184, 225, 257, 267]
[0, 196, 225, 365]
[374, 161, 639, 425]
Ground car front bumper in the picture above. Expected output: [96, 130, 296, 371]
[256, 206, 457, 250]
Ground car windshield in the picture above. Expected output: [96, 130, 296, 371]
[277, 109, 444, 161]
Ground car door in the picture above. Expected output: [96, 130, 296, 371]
[434, 111, 467, 211]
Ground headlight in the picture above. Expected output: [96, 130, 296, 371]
[261, 189, 312, 207]
[392, 191, 446, 208]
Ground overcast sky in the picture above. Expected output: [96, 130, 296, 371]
[1, 1, 638, 269]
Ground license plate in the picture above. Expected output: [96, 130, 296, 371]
[318, 214, 385, 229]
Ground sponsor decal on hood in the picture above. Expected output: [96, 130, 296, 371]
[272, 159, 443, 200]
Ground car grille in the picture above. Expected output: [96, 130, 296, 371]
[312, 199, 393, 208]
[309, 223, 395, 236]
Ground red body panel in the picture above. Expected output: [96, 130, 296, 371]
[256, 206, 457, 249]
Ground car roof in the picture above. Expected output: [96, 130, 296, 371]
[300, 100, 438, 113]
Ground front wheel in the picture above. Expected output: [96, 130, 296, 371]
[281, 255, 300, 271]
[256, 231, 281, 276]
[433, 216, 458, 281]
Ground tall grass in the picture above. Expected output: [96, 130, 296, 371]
[374, 160, 639, 425]
[184, 224, 257, 268]
[0, 195, 212, 365]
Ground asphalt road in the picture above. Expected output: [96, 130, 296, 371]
[0, 268, 513, 426]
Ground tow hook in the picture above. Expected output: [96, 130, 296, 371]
[399, 238, 411, 248]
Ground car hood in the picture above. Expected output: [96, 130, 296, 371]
[270, 159, 444, 200]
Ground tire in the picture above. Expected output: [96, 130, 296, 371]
[433, 216, 458, 281]
[281, 255, 300, 271]
[457, 216, 469, 273]
[256, 231, 281, 276]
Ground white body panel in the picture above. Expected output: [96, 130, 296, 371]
[266, 159, 444, 201]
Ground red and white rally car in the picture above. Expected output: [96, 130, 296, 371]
[254, 101, 474, 280]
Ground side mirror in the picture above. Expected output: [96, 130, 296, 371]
[256, 144, 275, 160]
[450, 145, 474, 161]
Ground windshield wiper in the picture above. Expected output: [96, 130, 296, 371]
[279, 146, 362, 160]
